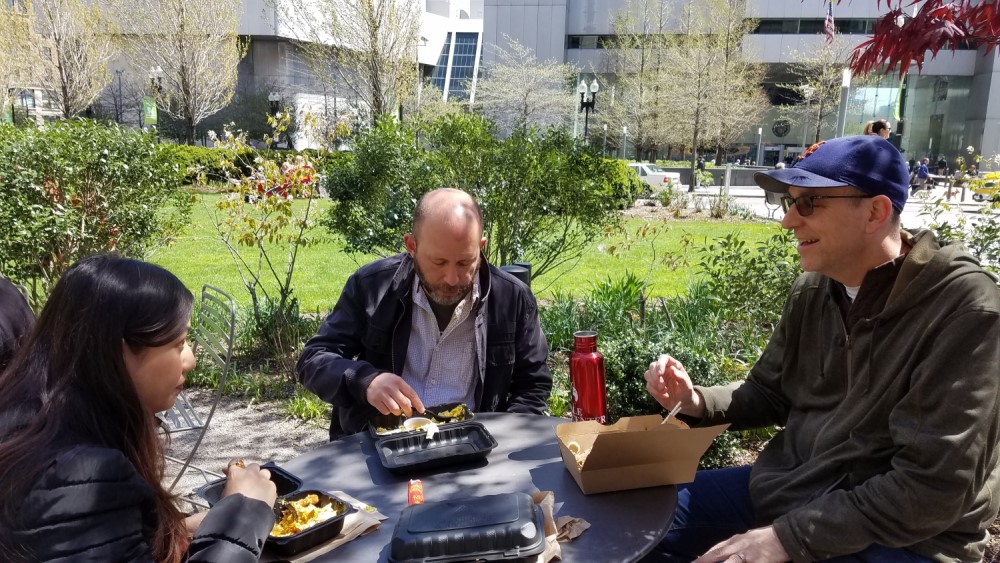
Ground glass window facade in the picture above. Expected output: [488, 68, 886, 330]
[746, 73, 974, 167]
[431, 33, 451, 92]
[447, 32, 479, 100]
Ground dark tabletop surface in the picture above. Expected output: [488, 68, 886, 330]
[277, 412, 677, 562]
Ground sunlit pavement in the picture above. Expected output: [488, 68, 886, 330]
[685, 185, 989, 230]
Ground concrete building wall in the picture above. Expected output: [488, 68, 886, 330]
[240, 0, 278, 36]
[482, 0, 568, 64]
[966, 50, 1000, 160]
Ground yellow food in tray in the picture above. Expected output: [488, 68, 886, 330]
[271, 494, 345, 537]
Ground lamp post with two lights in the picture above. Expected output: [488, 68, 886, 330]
[577, 78, 599, 144]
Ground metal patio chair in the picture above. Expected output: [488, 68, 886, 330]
[159, 284, 237, 493]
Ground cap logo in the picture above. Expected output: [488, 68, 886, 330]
[799, 141, 826, 160]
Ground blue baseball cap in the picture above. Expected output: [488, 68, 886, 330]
[755, 135, 909, 212]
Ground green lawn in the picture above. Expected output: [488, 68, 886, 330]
[537, 218, 781, 298]
[150, 194, 784, 313]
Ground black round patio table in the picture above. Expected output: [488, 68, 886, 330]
[274, 412, 677, 562]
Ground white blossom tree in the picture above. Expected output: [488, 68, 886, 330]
[33, 0, 117, 118]
[780, 37, 866, 145]
[474, 37, 578, 134]
[0, 3, 37, 118]
[271, 0, 422, 126]
[110, 0, 245, 144]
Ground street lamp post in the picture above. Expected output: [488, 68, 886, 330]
[148, 66, 163, 142]
[603, 123, 608, 156]
[756, 127, 763, 166]
[577, 78, 599, 144]
[621, 125, 628, 160]
[267, 92, 283, 148]
[114, 69, 124, 124]
[268, 92, 281, 117]
[835, 68, 851, 138]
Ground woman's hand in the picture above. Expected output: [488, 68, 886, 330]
[221, 459, 277, 507]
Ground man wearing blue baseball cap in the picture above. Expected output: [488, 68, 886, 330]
[642, 136, 1000, 562]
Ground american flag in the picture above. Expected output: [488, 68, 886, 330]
[824, 0, 835, 44]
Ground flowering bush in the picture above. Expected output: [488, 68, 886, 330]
[208, 113, 324, 362]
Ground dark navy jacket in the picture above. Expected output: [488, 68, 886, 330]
[11, 445, 275, 561]
[297, 253, 551, 439]
[0, 276, 33, 372]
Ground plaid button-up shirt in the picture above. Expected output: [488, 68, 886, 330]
[401, 276, 481, 408]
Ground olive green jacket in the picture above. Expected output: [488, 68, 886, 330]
[698, 229, 1000, 562]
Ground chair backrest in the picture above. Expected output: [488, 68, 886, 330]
[158, 284, 236, 434]
[160, 285, 237, 491]
[192, 284, 237, 374]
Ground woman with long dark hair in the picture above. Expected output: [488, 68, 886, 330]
[0, 255, 277, 562]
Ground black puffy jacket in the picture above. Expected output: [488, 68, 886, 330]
[297, 253, 551, 439]
[10, 445, 275, 562]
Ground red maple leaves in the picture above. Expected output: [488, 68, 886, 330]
[848, 0, 1000, 76]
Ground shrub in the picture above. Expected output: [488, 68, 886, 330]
[538, 230, 801, 469]
[539, 290, 583, 352]
[698, 230, 800, 344]
[211, 115, 326, 370]
[0, 120, 190, 301]
[694, 169, 714, 188]
[922, 198, 1000, 276]
[283, 388, 330, 421]
[322, 113, 634, 279]
[658, 185, 678, 207]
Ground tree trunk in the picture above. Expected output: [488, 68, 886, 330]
[689, 109, 701, 192]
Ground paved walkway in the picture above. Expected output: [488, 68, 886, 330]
[163, 389, 328, 506]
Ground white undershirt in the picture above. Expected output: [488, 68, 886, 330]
[844, 285, 860, 301]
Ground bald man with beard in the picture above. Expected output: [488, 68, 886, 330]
[297, 189, 552, 439]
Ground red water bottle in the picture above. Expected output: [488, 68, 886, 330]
[569, 330, 607, 423]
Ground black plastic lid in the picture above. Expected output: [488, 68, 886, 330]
[389, 492, 545, 563]
[194, 462, 301, 506]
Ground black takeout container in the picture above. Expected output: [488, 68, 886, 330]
[388, 492, 545, 563]
[368, 402, 475, 439]
[194, 465, 356, 556]
[375, 421, 497, 473]
[268, 489, 357, 557]
[194, 461, 301, 506]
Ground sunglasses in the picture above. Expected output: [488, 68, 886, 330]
[779, 194, 875, 217]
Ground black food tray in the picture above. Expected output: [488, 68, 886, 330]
[194, 462, 301, 506]
[375, 421, 497, 473]
[268, 490, 357, 556]
[368, 402, 475, 439]
[389, 492, 545, 563]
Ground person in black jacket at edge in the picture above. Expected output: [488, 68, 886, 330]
[0, 275, 34, 372]
[297, 188, 552, 440]
[0, 255, 277, 562]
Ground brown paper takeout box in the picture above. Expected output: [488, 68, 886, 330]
[556, 415, 729, 494]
